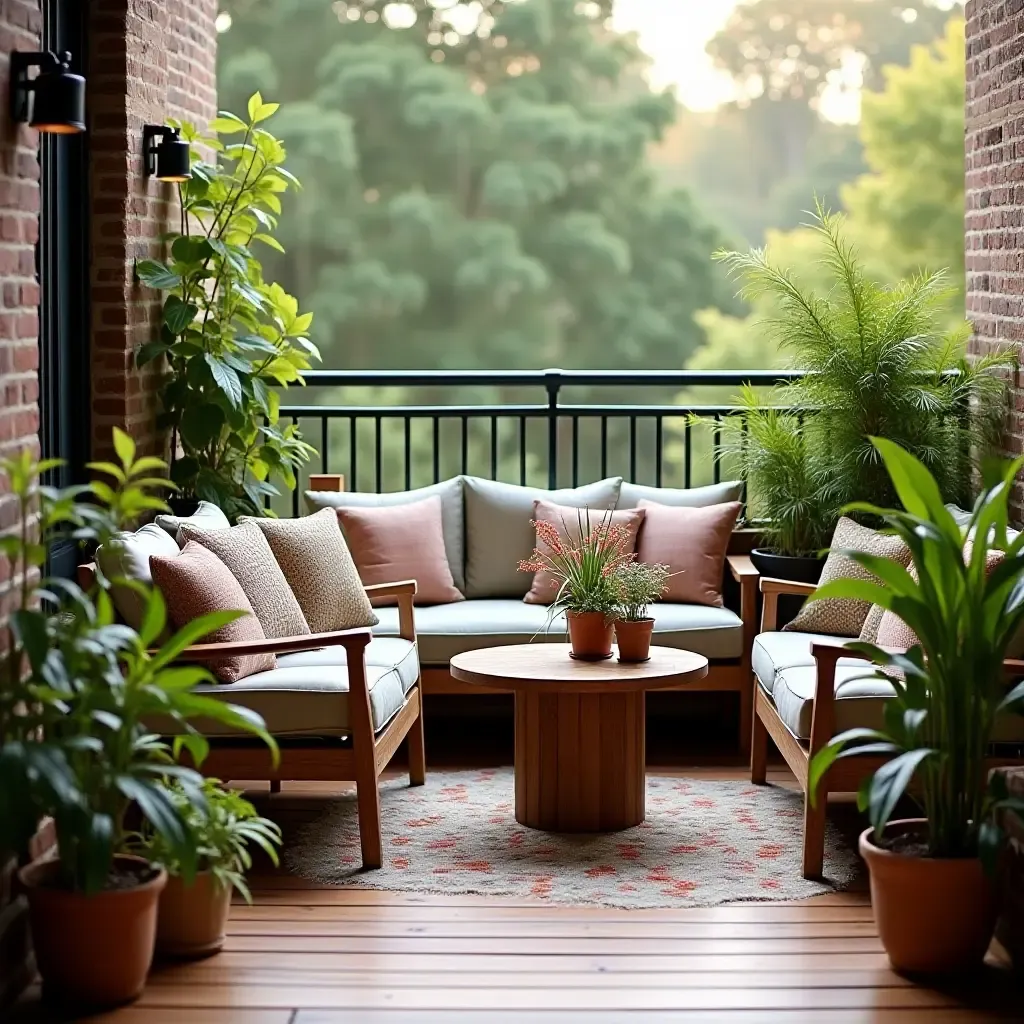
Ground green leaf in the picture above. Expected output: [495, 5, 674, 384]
[113, 427, 136, 469]
[205, 354, 243, 408]
[210, 116, 247, 135]
[171, 236, 214, 265]
[254, 101, 280, 123]
[136, 339, 172, 368]
[139, 587, 168, 648]
[136, 259, 181, 290]
[163, 295, 198, 335]
[247, 92, 264, 121]
[868, 748, 934, 839]
[253, 233, 285, 253]
[179, 403, 226, 450]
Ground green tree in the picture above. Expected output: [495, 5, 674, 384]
[841, 18, 966, 300]
[217, 0, 728, 375]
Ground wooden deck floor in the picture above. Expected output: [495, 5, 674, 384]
[14, 764, 1022, 1022]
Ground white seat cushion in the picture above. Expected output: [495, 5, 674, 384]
[158, 638, 419, 739]
[752, 631, 848, 695]
[373, 600, 742, 663]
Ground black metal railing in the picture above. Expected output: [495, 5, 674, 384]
[272, 369, 804, 516]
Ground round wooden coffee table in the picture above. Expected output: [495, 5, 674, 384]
[449, 644, 708, 833]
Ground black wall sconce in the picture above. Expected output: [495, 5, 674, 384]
[10, 51, 85, 134]
[143, 124, 192, 182]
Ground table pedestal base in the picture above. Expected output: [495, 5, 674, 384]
[514, 689, 645, 832]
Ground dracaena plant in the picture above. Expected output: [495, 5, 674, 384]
[136, 92, 318, 520]
[807, 438, 1024, 865]
[0, 429, 277, 895]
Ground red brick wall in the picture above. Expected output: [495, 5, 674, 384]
[965, 0, 1024, 514]
[88, 0, 218, 461]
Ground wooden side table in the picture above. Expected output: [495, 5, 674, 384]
[449, 643, 708, 833]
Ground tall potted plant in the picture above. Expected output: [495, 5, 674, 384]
[519, 509, 635, 660]
[0, 431, 277, 1008]
[715, 202, 1010, 581]
[136, 93, 317, 520]
[808, 438, 1024, 974]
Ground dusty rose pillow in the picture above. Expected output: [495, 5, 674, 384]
[635, 500, 742, 608]
[149, 541, 275, 683]
[335, 495, 464, 606]
[523, 501, 645, 605]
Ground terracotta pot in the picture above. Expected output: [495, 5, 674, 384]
[156, 870, 232, 959]
[859, 819, 998, 974]
[20, 854, 166, 1009]
[566, 611, 613, 660]
[615, 618, 654, 662]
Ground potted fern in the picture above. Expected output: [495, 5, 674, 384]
[715, 202, 1009, 581]
[808, 438, 1024, 974]
[137, 778, 282, 959]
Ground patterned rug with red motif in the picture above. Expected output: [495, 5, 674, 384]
[285, 769, 859, 908]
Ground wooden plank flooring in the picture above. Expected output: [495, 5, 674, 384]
[12, 764, 1022, 1022]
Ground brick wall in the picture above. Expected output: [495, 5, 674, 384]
[88, 0, 218, 461]
[965, 0, 1024, 515]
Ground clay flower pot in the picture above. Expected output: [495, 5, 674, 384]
[859, 819, 998, 974]
[156, 870, 232, 959]
[615, 618, 654, 662]
[566, 610, 613, 660]
[20, 854, 166, 1009]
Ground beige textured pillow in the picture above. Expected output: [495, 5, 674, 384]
[240, 508, 379, 633]
[785, 518, 911, 637]
[149, 542, 275, 683]
[96, 524, 180, 632]
[178, 520, 310, 639]
[524, 501, 645, 605]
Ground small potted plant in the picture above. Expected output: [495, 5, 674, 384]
[808, 438, 1024, 974]
[611, 561, 669, 662]
[137, 778, 282, 959]
[518, 508, 634, 660]
[1, 432, 277, 1009]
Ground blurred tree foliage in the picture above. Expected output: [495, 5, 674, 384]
[217, 0, 730, 374]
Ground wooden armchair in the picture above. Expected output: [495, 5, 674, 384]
[78, 564, 425, 870]
[751, 576, 1024, 878]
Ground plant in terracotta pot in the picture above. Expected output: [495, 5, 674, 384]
[611, 561, 670, 663]
[519, 508, 634, 660]
[136, 778, 281, 959]
[808, 437, 1024, 975]
[0, 431, 277, 1009]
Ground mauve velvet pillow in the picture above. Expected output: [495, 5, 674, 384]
[149, 541, 275, 683]
[335, 495, 464, 606]
[524, 500, 645, 605]
[635, 500, 742, 608]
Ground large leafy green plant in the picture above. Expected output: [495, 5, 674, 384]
[808, 438, 1024, 863]
[715, 203, 1010, 554]
[136, 93, 317, 519]
[0, 430, 277, 894]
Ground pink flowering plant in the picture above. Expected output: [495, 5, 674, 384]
[518, 507, 635, 619]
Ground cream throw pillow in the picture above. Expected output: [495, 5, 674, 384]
[240, 509, 379, 633]
[178, 520, 310, 639]
[785, 517, 911, 637]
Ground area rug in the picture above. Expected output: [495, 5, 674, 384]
[285, 769, 859, 909]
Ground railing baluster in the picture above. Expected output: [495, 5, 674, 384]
[628, 415, 637, 483]
[292, 416, 300, 516]
[374, 415, 383, 493]
[519, 417, 527, 486]
[684, 420, 692, 489]
[349, 416, 358, 493]
[490, 415, 498, 480]
[461, 415, 469, 476]
[545, 370, 561, 489]
[321, 417, 329, 475]
[655, 417, 663, 488]
[404, 417, 411, 490]
[713, 414, 722, 485]
[432, 417, 440, 484]
[571, 416, 579, 488]
[600, 417, 608, 479]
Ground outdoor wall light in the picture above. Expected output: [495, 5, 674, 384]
[10, 51, 85, 134]
[143, 124, 192, 182]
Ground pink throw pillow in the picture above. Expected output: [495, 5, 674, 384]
[635, 500, 742, 608]
[149, 541, 275, 683]
[523, 501, 645, 605]
[335, 495, 464, 606]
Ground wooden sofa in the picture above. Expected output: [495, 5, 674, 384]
[751, 576, 1024, 878]
[79, 561, 425, 870]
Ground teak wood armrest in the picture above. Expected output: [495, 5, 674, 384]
[173, 627, 372, 662]
[727, 554, 758, 582]
[726, 555, 759, 758]
[759, 576, 817, 632]
[364, 579, 418, 643]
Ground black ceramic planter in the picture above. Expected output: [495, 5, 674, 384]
[165, 496, 201, 518]
[749, 548, 827, 585]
